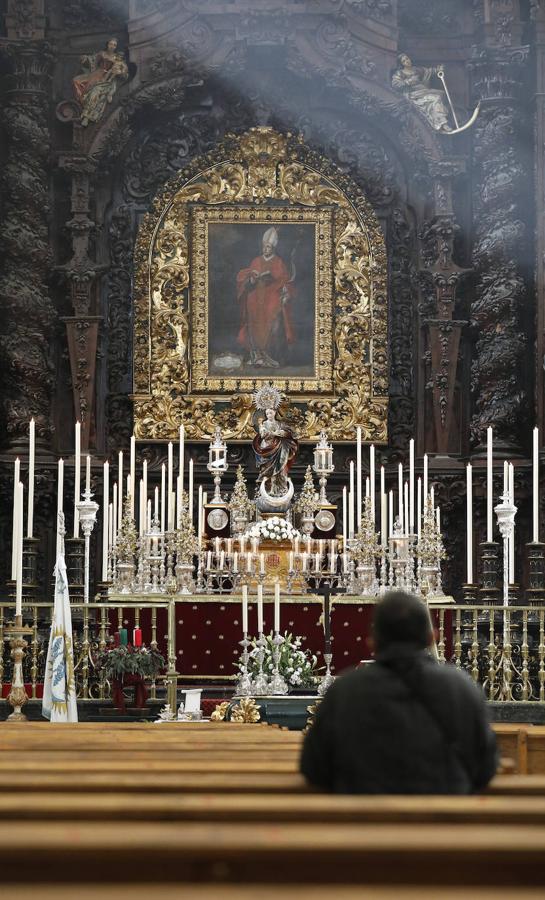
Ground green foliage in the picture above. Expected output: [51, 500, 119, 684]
[98, 645, 165, 679]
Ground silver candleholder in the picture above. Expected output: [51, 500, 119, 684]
[318, 651, 335, 695]
[252, 633, 269, 695]
[269, 632, 288, 695]
[76, 487, 99, 605]
[236, 634, 253, 696]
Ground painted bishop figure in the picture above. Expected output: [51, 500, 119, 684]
[237, 226, 295, 368]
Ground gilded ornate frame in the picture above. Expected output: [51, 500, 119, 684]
[189, 204, 334, 395]
[133, 127, 388, 442]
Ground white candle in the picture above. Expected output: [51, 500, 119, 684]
[380, 466, 386, 547]
[533, 427, 539, 543]
[154, 486, 159, 520]
[73, 421, 81, 538]
[330, 552, 336, 574]
[126, 473, 130, 511]
[404, 482, 409, 535]
[365, 476, 370, 498]
[260, 553, 265, 574]
[342, 486, 347, 546]
[343, 552, 348, 573]
[398, 462, 403, 523]
[274, 582, 281, 633]
[315, 552, 320, 572]
[188, 458, 194, 525]
[56, 458, 64, 558]
[487, 427, 493, 542]
[179, 424, 185, 495]
[139, 479, 144, 536]
[509, 463, 515, 584]
[388, 490, 393, 537]
[409, 439, 414, 532]
[207, 550, 212, 570]
[129, 435, 135, 519]
[15, 481, 23, 617]
[349, 460, 355, 536]
[11, 457, 20, 580]
[417, 477, 422, 539]
[198, 485, 203, 544]
[370, 444, 375, 524]
[466, 463, 473, 584]
[436, 507, 441, 532]
[112, 482, 117, 545]
[257, 584, 264, 633]
[503, 460, 509, 499]
[167, 442, 173, 530]
[242, 585, 248, 634]
[423, 453, 429, 503]
[233, 551, 238, 573]
[102, 461, 109, 581]
[160, 464, 166, 535]
[27, 419, 35, 539]
[219, 550, 225, 570]
[118, 451, 123, 529]
[176, 474, 182, 528]
[302, 551, 308, 571]
[108, 502, 113, 553]
[86, 454, 91, 496]
[142, 459, 148, 528]
[147, 499, 152, 532]
[246, 553, 252, 573]
[356, 426, 362, 530]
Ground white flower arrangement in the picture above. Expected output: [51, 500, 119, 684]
[236, 632, 318, 688]
[244, 517, 301, 543]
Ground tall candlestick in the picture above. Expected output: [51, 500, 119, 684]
[398, 462, 403, 523]
[198, 485, 203, 544]
[365, 477, 370, 498]
[167, 442, 173, 530]
[436, 507, 441, 532]
[74, 421, 81, 538]
[108, 502, 113, 554]
[370, 444, 375, 524]
[56, 458, 64, 558]
[139, 479, 144, 536]
[509, 462, 515, 584]
[15, 481, 23, 617]
[417, 476, 422, 539]
[142, 459, 148, 535]
[257, 584, 264, 633]
[147, 499, 151, 531]
[86, 454, 91, 495]
[342, 486, 347, 546]
[466, 464, 473, 584]
[129, 435, 136, 519]
[242, 584, 248, 634]
[388, 490, 394, 538]
[27, 418, 35, 539]
[112, 482, 117, 545]
[356, 427, 362, 530]
[533, 427, 539, 542]
[349, 460, 355, 538]
[503, 460, 509, 498]
[409, 439, 414, 532]
[118, 451, 123, 530]
[11, 457, 20, 580]
[274, 581, 280, 633]
[260, 553, 265, 575]
[380, 466, 386, 546]
[188, 458, 194, 525]
[404, 482, 409, 536]
[102, 461, 109, 582]
[176, 475, 182, 528]
[487, 426, 493, 542]
[160, 464, 166, 535]
[154, 486, 159, 521]
[423, 453, 429, 503]
[179, 424, 185, 495]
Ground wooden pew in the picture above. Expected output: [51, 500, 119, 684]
[6, 886, 545, 899]
[5, 791, 545, 826]
[0, 820, 544, 886]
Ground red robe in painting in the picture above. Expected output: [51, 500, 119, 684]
[237, 254, 295, 353]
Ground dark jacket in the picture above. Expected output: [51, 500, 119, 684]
[300, 643, 497, 794]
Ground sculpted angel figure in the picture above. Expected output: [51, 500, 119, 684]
[392, 54, 452, 133]
[72, 37, 128, 126]
[253, 386, 298, 499]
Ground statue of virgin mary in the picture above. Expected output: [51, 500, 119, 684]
[252, 385, 298, 508]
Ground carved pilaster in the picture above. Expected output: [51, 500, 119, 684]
[0, 39, 55, 449]
[420, 169, 471, 453]
[469, 43, 530, 449]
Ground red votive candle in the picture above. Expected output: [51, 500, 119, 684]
[133, 627, 143, 647]
[113, 632, 120, 647]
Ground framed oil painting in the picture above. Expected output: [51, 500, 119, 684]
[190, 205, 335, 394]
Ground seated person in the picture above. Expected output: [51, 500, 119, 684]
[301, 590, 497, 794]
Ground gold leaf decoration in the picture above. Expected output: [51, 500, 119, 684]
[230, 697, 261, 724]
[133, 126, 388, 442]
[210, 701, 230, 721]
